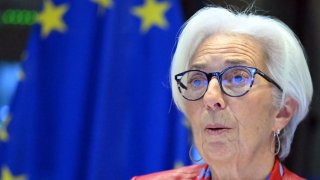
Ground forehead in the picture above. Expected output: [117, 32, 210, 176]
[190, 33, 267, 71]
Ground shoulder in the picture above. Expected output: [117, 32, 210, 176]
[283, 166, 306, 180]
[131, 164, 207, 180]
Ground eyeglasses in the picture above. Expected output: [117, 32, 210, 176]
[174, 65, 282, 101]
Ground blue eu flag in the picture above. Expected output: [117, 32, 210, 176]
[0, 0, 190, 179]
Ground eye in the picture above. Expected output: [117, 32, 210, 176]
[192, 79, 202, 87]
[187, 72, 207, 89]
[188, 76, 204, 87]
[223, 68, 251, 87]
[232, 75, 244, 85]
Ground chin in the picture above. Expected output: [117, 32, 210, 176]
[203, 141, 233, 161]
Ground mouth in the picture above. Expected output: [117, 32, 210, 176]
[205, 124, 231, 135]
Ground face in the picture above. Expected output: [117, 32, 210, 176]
[185, 33, 279, 164]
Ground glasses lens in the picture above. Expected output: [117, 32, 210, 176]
[179, 71, 208, 100]
[221, 67, 253, 96]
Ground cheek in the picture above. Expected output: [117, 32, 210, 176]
[185, 101, 203, 122]
[231, 92, 276, 136]
[235, 87, 274, 114]
[185, 101, 205, 142]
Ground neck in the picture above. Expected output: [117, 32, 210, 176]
[208, 152, 275, 180]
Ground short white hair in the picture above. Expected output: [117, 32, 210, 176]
[170, 6, 313, 160]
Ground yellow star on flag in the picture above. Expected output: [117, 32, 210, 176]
[36, 0, 69, 38]
[92, 0, 113, 10]
[0, 114, 11, 142]
[131, 0, 171, 33]
[1, 166, 26, 180]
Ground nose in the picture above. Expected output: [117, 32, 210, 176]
[203, 77, 226, 111]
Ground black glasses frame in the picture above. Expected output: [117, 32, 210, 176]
[174, 65, 283, 101]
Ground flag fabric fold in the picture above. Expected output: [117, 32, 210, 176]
[0, 0, 190, 179]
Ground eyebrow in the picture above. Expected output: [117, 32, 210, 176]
[225, 59, 249, 66]
[189, 59, 250, 70]
[189, 63, 206, 70]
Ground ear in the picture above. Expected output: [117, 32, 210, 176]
[273, 97, 298, 131]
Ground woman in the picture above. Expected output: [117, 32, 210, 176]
[133, 6, 313, 179]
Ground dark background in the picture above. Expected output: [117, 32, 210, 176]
[0, 0, 319, 177]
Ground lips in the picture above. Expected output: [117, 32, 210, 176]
[205, 124, 231, 135]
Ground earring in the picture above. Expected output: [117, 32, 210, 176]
[189, 144, 203, 163]
[272, 129, 281, 155]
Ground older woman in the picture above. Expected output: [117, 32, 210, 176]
[133, 6, 313, 180]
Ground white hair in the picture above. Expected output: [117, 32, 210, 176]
[170, 6, 313, 160]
